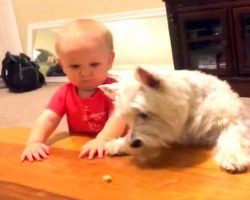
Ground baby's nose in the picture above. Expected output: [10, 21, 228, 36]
[80, 68, 90, 76]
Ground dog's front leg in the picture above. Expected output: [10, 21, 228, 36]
[215, 121, 250, 173]
[105, 137, 131, 156]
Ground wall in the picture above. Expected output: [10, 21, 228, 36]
[0, 0, 22, 72]
[33, 29, 56, 55]
[12, 0, 164, 53]
[31, 12, 173, 72]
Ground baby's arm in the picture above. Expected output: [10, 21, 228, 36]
[79, 114, 127, 159]
[21, 109, 62, 162]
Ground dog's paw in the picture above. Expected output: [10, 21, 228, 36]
[105, 137, 128, 156]
[215, 151, 249, 173]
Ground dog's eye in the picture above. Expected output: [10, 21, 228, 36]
[138, 112, 148, 119]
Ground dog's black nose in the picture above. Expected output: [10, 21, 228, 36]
[130, 138, 142, 148]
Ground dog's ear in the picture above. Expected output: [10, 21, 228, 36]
[98, 83, 119, 99]
[136, 67, 161, 89]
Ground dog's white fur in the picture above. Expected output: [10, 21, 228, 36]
[100, 67, 250, 173]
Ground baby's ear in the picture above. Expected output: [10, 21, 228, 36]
[98, 83, 119, 99]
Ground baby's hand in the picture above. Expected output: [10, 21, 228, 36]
[21, 142, 50, 162]
[79, 137, 107, 159]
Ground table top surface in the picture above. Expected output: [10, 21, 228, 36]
[1, 127, 250, 200]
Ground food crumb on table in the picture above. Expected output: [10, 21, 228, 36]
[103, 175, 112, 183]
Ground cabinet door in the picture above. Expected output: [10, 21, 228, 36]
[234, 7, 250, 75]
[178, 9, 233, 76]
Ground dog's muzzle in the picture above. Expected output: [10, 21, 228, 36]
[130, 138, 142, 148]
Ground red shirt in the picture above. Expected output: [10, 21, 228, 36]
[47, 77, 116, 135]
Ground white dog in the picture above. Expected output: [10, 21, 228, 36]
[100, 67, 250, 173]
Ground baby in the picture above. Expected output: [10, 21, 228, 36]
[21, 19, 127, 161]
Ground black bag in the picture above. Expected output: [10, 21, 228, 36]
[1, 51, 45, 92]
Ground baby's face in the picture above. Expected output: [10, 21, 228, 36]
[58, 37, 114, 91]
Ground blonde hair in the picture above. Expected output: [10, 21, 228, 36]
[55, 19, 113, 55]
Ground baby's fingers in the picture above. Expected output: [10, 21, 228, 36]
[37, 148, 49, 159]
[41, 144, 50, 154]
[97, 147, 105, 158]
[88, 148, 98, 159]
[79, 145, 97, 159]
[78, 146, 89, 158]
[21, 149, 48, 162]
[20, 150, 35, 162]
[32, 151, 43, 161]
[20, 152, 28, 162]
[25, 152, 35, 162]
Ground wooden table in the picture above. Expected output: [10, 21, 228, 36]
[1, 127, 250, 200]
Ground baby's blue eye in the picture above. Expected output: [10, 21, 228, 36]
[90, 62, 100, 68]
[70, 64, 80, 69]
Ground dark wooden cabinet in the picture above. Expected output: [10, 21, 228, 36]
[234, 6, 250, 75]
[162, 0, 250, 97]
